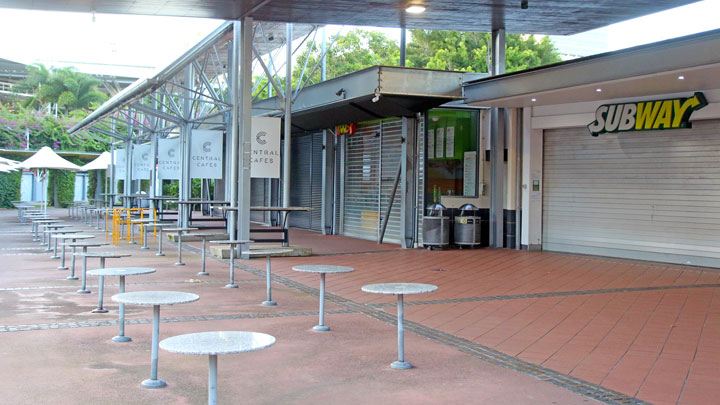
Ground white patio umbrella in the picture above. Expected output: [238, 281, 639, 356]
[0, 156, 19, 173]
[19, 147, 82, 212]
[80, 151, 111, 171]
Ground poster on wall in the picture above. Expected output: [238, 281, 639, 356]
[251, 116, 281, 178]
[436, 127, 445, 158]
[446, 126, 455, 158]
[114, 149, 126, 179]
[463, 151, 476, 196]
[132, 144, 152, 180]
[427, 129, 435, 159]
[157, 138, 180, 180]
[190, 130, 224, 179]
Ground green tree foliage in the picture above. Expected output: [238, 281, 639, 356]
[13, 64, 108, 113]
[0, 105, 106, 152]
[407, 30, 561, 73]
[0, 170, 21, 207]
[284, 29, 561, 90]
[291, 29, 401, 86]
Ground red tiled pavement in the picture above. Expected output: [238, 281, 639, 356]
[3, 208, 720, 404]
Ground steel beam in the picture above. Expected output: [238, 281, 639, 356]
[282, 23, 293, 211]
[238, 16, 254, 254]
[227, 22, 241, 239]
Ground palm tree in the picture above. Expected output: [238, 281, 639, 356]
[13, 64, 108, 113]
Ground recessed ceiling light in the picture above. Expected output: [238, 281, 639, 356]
[406, 5, 426, 14]
[531, 98, 537, 102]
[596, 88, 602, 92]
[678, 75, 685, 80]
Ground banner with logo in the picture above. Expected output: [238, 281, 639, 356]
[251, 116, 281, 178]
[190, 130, 223, 179]
[157, 138, 181, 180]
[132, 144, 152, 180]
[114, 149, 126, 180]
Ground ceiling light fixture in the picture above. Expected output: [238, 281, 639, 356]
[531, 98, 537, 102]
[678, 75, 685, 80]
[406, 5, 426, 14]
[596, 88, 602, 92]
[521, 0, 528, 10]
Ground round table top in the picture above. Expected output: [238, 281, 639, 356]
[74, 251, 132, 258]
[361, 283, 438, 295]
[245, 248, 294, 256]
[210, 239, 251, 245]
[63, 241, 107, 247]
[44, 224, 73, 228]
[112, 291, 199, 306]
[52, 234, 94, 240]
[33, 219, 60, 223]
[162, 227, 199, 232]
[88, 267, 156, 277]
[292, 265, 354, 274]
[51, 229, 83, 234]
[159, 331, 275, 356]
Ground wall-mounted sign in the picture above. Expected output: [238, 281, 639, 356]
[336, 123, 356, 136]
[251, 116, 281, 179]
[157, 138, 180, 180]
[132, 144, 152, 180]
[588, 92, 708, 136]
[114, 149, 126, 180]
[190, 130, 224, 179]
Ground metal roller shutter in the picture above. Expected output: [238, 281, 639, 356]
[288, 132, 323, 231]
[416, 116, 425, 246]
[380, 119, 403, 243]
[542, 120, 720, 267]
[250, 178, 267, 223]
[343, 118, 403, 244]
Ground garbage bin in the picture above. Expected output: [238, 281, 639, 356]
[422, 203, 450, 249]
[454, 203, 482, 247]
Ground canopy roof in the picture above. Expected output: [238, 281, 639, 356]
[80, 151, 111, 171]
[463, 28, 720, 108]
[2, 0, 699, 35]
[19, 147, 82, 171]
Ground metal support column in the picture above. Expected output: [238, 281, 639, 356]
[227, 23, 240, 239]
[400, 116, 417, 248]
[282, 23, 293, 213]
[179, 65, 194, 228]
[124, 136, 132, 209]
[400, 29, 406, 67]
[110, 141, 115, 203]
[321, 130, 335, 235]
[490, 28, 506, 247]
[237, 16, 254, 255]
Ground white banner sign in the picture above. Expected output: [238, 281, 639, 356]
[190, 130, 224, 179]
[157, 138, 181, 180]
[132, 144, 152, 180]
[114, 149, 126, 180]
[251, 116, 281, 178]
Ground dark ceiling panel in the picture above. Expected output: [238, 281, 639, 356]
[0, 0, 699, 35]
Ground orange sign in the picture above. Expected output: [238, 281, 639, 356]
[336, 123, 356, 136]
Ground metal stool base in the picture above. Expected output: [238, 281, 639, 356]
[141, 379, 166, 389]
[312, 325, 330, 332]
[262, 300, 277, 306]
[112, 335, 132, 343]
[391, 361, 412, 370]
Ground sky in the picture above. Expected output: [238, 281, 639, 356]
[0, 0, 719, 78]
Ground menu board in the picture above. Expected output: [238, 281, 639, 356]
[436, 128, 444, 158]
[463, 151, 477, 196]
[446, 126, 455, 158]
[427, 129, 435, 159]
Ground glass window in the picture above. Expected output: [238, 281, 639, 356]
[425, 109, 479, 202]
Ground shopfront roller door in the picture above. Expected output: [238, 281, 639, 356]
[542, 120, 720, 267]
[343, 119, 403, 244]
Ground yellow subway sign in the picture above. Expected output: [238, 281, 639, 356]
[587, 92, 708, 136]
